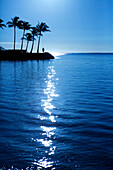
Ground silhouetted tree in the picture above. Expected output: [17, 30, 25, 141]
[20, 21, 31, 51]
[7, 16, 23, 50]
[0, 19, 6, 29]
[30, 27, 37, 53]
[36, 22, 50, 53]
[23, 33, 34, 52]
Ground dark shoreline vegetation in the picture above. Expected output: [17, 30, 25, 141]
[0, 17, 54, 60]
[0, 50, 54, 61]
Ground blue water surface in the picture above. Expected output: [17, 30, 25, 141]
[0, 54, 113, 169]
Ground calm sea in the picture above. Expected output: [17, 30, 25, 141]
[0, 54, 113, 170]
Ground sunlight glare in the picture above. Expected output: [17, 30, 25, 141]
[37, 139, 52, 147]
[34, 157, 54, 168]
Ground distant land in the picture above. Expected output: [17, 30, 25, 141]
[65, 52, 113, 55]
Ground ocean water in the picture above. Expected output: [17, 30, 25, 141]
[0, 53, 113, 170]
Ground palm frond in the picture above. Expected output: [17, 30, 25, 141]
[10, 16, 20, 26]
[1, 24, 6, 27]
[23, 21, 31, 30]
[24, 33, 35, 41]
[0, 19, 6, 29]
[17, 20, 23, 29]
[0, 26, 4, 29]
[13, 16, 19, 21]
[0, 19, 3, 23]
[7, 21, 12, 24]
[36, 22, 50, 33]
[8, 25, 13, 27]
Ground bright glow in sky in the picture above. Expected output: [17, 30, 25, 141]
[0, 0, 113, 53]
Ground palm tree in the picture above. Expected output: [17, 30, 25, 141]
[7, 16, 22, 50]
[23, 33, 34, 52]
[20, 21, 31, 51]
[36, 22, 50, 53]
[0, 19, 6, 29]
[30, 27, 38, 53]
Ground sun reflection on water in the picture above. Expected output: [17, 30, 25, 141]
[34, 157, 54, 168]
[33, 62, 59, 168]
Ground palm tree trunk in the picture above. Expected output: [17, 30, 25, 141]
[30, 37, 34, 53]
[26, 40, 29, 52]
[14, 26, 16, 50]
[37, 35, 40, 53]
[21, 29, 25, 51]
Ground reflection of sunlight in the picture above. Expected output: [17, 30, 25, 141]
[48, 74, 54, 79]
[41, 126, 56, 138]
[38, 114, 48, 120]
[43, 107, 51, 115]
[50, 92, 59, 97]
[49, 146, 56, 155]
[41, 66, 59, 116]
[41, 126, 56, 133]
[41, 99, 55, 115]
[33, 64, 59, 168]
[37, 139, 52, 147]
[34, 157, 54, 168]
[50, 52, 66, 57]
[49, 115, 56, 122]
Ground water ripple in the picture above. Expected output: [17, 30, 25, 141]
[0, 55, 113, 169]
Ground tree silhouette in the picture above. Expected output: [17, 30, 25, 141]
[23, 33, 34, 52]
[2, 17, 51, 53]
[36, 22, 50, 53]
[0, 19, 6, 29]
[30, 27, 37, 53]
[20, 21, 31, 51]
[7, 16, 23, 50]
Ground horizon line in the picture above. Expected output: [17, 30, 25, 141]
[51, 51, 113, 56]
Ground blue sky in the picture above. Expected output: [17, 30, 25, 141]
[0, 0, 113, 53]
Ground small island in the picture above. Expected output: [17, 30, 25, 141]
[0, 17, 54, 60]
[0, 49, 54, 61]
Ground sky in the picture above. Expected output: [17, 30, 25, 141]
[0, 0, 113, 53]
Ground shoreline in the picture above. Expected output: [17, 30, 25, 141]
[0, 50, 54, 61]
